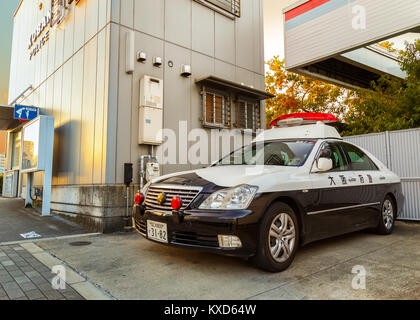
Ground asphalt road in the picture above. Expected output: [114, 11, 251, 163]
[36, 221, 420, 300]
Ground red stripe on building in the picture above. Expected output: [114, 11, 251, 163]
[285, 0, 330, 21]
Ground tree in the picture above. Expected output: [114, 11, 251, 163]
[341, 40, 420, 136]
[265, 40, 420, 135]
[265, 56, 348, 128]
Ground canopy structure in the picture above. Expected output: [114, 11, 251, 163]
[0, 105, 21, 130]
[196, 75, 274, 100]
[283, 0, 420, 88]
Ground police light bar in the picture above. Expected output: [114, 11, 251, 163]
[270, 113, 337, 128]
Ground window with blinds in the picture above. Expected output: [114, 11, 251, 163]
[202, 90, 231, 128]
[204, 0, 240, 17]
[236, 100, 261, 131]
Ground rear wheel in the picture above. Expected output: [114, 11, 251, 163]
[253, 202, 299, 272]
[374, 196, 396, 235]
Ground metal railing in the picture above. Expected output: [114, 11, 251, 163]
[205, 0, 240, 17]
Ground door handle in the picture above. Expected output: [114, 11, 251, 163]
[380, 176, 386, 180]
[348, 178, 356, 182]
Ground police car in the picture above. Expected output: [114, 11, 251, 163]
[133, 114, 404, 272]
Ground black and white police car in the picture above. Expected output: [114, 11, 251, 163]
[133, 115, 404, 272]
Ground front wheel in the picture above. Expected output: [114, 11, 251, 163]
[374, 196, 396, 235]
[252, 202, 299, 272]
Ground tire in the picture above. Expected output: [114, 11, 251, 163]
[252, 202, 299, 272]
[374, 195, 396, 235]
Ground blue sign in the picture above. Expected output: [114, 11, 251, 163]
[14, 105, 39, 121]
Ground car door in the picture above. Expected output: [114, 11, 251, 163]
[338, 142, 384, 227]
[307, 140, 360, 240]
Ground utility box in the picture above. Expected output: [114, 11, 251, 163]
[146, 162, 160, 182]
[139, 76, 163, 108]
[139, 76, 163, 145]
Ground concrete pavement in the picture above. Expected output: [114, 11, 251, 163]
[0, 198, 89, 243]
[35, 221, 420, 300]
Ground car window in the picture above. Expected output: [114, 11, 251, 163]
[215, 140, 316, 167]
[340, 143, 378, 171]
[320, 142, 349, 172]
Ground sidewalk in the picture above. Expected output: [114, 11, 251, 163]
[0, 242, 112, 300]
[0, 198, 88, 243]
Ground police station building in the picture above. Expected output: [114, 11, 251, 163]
[1, 0, 270, 232]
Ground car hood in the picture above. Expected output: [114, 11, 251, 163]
[152, 165, 308, 193]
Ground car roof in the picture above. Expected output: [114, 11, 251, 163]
[253, 122, 342, 142]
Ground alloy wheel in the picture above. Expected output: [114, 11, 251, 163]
[268, 213, 296, 263]
[382, 199, 394, 230]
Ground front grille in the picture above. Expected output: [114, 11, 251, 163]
[145, 185, 202, 211]
[134, 218, 146, 236]
[171, 231, 219, 248]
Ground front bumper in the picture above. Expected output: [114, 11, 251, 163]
[132, 205, 258, 257]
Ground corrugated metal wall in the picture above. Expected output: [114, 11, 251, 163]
[344, 128, 420, 221]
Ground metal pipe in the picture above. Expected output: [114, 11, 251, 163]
[8, 85, 33, 107]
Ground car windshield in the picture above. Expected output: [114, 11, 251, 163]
[214, 140, 316, 167]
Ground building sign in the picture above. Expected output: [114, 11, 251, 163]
[28, 0, 83, 60]
[14, 105, 40, 122]
[28, 10, 51, 59]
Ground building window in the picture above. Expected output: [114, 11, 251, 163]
[202, 89, 231, 128]
[204, 0, 240, 17]
[236, 100, 261, 131]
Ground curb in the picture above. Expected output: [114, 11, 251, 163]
[0, 233, 101, 246]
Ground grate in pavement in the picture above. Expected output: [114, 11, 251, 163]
[69, 241, 92, 247]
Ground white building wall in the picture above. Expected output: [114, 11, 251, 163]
[284, 0, 420, 69]
[9, 0, 111, 187]
[106, 0, 266, 185]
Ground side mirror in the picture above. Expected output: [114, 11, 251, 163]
[314, 158, 333, 172]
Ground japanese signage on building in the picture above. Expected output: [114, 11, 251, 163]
[28, 0, 82, 60]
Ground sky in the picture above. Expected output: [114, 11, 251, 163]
[0, 0, 20, 105]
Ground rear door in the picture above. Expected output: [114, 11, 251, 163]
[307, 141, 360, 240]
[338, 142, 383, 227]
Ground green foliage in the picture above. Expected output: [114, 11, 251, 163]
[265, 57, 347, 128]
[341, 40, 420, 136]
[265, 40, 420, 136]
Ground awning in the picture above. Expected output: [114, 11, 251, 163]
[195, 75, 274, 100]
[0, 105, 21, 130]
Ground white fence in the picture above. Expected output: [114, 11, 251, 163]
[344, 128, 420, 221]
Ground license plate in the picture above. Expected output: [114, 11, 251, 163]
[147, 220, 168, 243]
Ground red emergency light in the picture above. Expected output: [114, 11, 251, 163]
[270, 112, 337, 128]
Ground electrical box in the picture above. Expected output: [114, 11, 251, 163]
[139, 107, 163, 145]
[139, 76, 163, 109]
[139, 76, 164, 145]
[146, 162, 160, 182]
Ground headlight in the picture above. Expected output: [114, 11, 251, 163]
[199, 185, 258, 210]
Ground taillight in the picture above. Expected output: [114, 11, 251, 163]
[171, 196, 182, 210]
[135, 193, 144, 205]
